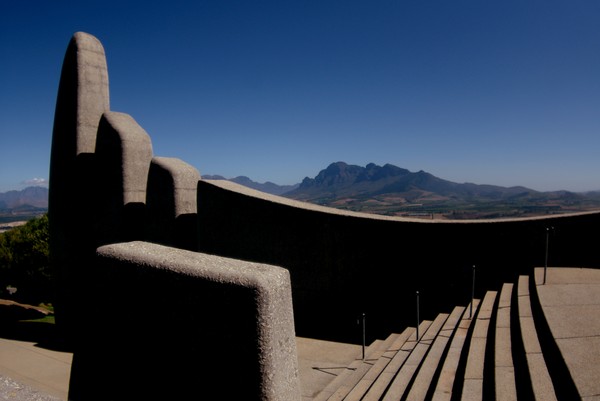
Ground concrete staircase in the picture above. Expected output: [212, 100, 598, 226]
[313, 269, 586, 400]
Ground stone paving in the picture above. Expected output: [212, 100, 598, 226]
[0, 375, 61, 401]
[535, 267, 600, 401]
[0, 267, 598, 400]
[0, 337, 71, 400]
[313, 267, 600, 400]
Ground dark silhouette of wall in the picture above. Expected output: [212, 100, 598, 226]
[197, 180, 600, 343]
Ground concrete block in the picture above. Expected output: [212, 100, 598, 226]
[69, 241, 300, 400]
[94, 111, 153, 244]
[147, 157, 200, 249]
[95, 111, 153, 205]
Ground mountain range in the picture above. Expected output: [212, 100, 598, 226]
[202, 175, 299, 195]
[281, 162, 600, 218]
[0, 186, 48, 211]
[3, 162, 599, 219]
[207, 162, 600, 219]
[285, 162, 541, 202]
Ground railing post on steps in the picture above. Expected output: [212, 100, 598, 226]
[470, 265, 476, 319]
[544, 227, 552, 285]
[361, 312, 366, 360]
[416, 291, 420, 342]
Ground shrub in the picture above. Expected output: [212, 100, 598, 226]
[0, 214, 52, 304]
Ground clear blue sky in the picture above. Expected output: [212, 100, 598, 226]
[1, 1, 599, 193]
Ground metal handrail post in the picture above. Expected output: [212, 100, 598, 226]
[544, 227, 549, 285]
[416, 291, 420, 342]
[361, 313, 366, 360]
[470, 265, 476, 319]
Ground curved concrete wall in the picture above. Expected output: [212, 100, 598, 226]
[197, 180, 600, 342]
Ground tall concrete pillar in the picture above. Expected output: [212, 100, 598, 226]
[48, 32, 110, 342]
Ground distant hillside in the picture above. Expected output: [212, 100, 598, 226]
[5, 170, 596, 221]
[203, 175, 299, 196]
[0, 186, 48, 210]
[284, 162, 539, 201]
[282, 162, 599, 219]
[0, 186, 48, 223]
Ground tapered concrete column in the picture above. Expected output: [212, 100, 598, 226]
[48, 32, 110, 341]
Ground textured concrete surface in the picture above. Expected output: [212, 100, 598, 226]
[48, 30, 111, 348]
[50, 31, 109, 158]
[495, 283, 517, 401]
[535, 267, 600, 400]
[465, 291, 496, 379]
[462, 291, 496, 401]
[406, 307, 464, 401]
[0, 335, 357, 401]
[146, 156, 200, 249]
[0, 338, 71, 400]
[96, 111, 153, 205]
[149, 156, 200, 216]
[89, 241, 301, 400]
[296, 337, 360, 400]
[432, 300, 479, 401]
[383, 314, 448, 401]
[518, 275, 558, 401]
[0, 375, 61, 401]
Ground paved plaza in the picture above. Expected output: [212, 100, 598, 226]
[0, 267, 598, 400]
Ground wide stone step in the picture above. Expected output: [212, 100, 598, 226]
[314, 338, 388, 401]
[495, 282, 517, 401]
[327, 333, 401, 400]
[461, 289, 497, 401]
[344, 328, 414, 401]
[362, 320, 434, 401]
[380, 313, 450, 401]
[517, 275, 558, 401]
[325, 301, 483, 401]
[312, 268, 593, 400]
[405, 305, 466, 401]
[431, 299, 480, 401]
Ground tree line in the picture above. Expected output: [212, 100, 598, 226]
[0, 214, 53, 304]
